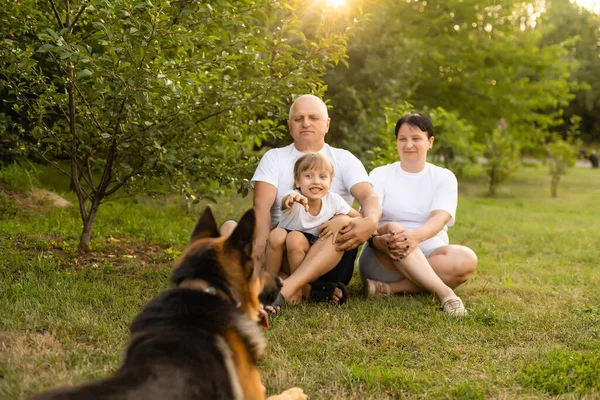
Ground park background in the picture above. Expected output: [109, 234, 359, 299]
[1, 0, 599, 398]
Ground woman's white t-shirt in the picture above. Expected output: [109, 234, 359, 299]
[369, 162, 457, 245]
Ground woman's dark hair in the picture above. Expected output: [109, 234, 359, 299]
[394, 113, 434, 138]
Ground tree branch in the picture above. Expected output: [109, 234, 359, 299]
[69, 1, 89, 33]
[47, 0, 65, 29]
[72, 81, 106, 134]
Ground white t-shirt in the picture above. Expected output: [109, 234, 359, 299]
[369, 162, 457, 243]
[252, 143, 370, 228]
[278, 190, 352, 236]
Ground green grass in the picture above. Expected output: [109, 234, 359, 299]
[1, 164, 600, 399]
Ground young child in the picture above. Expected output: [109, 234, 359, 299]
[265, 152, 361, 282]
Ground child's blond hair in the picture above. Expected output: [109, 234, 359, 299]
[293, 152, 335, 183]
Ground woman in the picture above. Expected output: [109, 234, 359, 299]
[358, 113, 477, 316]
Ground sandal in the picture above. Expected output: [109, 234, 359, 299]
[440, 296, 467, 317]
[363, 278, 392, 299]
[265, 292, 285, 318]
[309, 281, 348, 305]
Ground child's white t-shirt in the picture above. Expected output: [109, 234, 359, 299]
[277, 190, 352, 236]
[251, 143, 369, 228]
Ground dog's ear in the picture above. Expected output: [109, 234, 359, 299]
[190, 206, 220, 242]
[226, 208, 255, 264]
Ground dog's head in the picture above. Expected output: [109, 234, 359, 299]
[171, 206, 281, 327]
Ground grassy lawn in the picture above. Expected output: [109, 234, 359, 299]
[1, 164, 599, 399]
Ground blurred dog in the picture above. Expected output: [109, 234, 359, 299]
[32, 207, 306, 400]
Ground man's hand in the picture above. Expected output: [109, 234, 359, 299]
[334, 216, 377, 251]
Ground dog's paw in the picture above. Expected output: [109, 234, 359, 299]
[266, 387, 307, 400]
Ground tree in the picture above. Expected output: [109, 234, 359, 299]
[483, 119, 521, 196]
[547, 116, 581, 197]
[540, 0, 600, 144]
[325, 0, 575, 165]
[0, 0, 357, 251]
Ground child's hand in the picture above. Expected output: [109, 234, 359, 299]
[284, 193, 309, 212]
[318, 215, 351, 244]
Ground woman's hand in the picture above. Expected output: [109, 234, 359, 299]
[370, 233, 398, 260]
[319, 215, 352, 244]
[381, 229, 420, 260]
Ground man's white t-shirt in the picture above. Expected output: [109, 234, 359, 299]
[278, 190, 352, 236]
[252, 143, 369, 228]
[369, 162, 457, 244]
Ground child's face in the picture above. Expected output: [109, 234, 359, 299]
[295, 167, 332, 201]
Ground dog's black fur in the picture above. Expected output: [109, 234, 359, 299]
[32, 207, 284, 400]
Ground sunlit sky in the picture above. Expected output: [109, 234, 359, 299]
[573, 0, 600, 13]
[323, 0, 599, 14]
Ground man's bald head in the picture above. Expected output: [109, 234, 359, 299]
[289, 95, 329, 120]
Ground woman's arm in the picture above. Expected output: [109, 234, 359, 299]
[411, 210, 452, 243]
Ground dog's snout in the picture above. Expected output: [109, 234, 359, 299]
[258, 270, 283, 306]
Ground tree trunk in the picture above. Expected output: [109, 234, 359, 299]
[488, 169, 497, 196]
[551, 175, 559, 197]
[78, 201, 100, 252]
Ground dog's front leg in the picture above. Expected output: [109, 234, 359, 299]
[266, 387, 308, 400]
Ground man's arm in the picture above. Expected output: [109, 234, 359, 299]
[252, 181, 277, 269]
[335, 182, 381, 251]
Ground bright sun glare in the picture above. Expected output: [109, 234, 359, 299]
[573, 0, 600, 13]
[325, 0, 346, 8]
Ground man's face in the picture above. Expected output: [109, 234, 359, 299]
[287, 96, 330, 145]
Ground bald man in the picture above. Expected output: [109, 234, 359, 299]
[222, 95, 381, 313]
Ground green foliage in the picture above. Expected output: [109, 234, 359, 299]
[540, 0, 600, 143]
[326, 0, 575, 165]
[0, 0, 357, 250]
[0, 113, 22, 165]
[428, 107, 483, 178]
[0, 161, 40, 191]
[364, 101, 412, 171]
[547, 116, 581, 197]
[519, 350, 600, 395]
[483, 121, 522, 196]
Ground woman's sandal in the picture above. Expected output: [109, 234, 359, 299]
[363, 278, 392, 299]
[265, 292, 286, 318]
[440, 296, 467, 317]
[309, 281, 348, 305]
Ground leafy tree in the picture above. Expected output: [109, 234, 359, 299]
[540, 0, 600, 144]
[0, 0, 356, 251]
[547, 116, 582, 197]
[483, 119, 521, 196]
[427, 107, 482, 178]
[365, 101, 412, 171]
[326, 0, 575, 165]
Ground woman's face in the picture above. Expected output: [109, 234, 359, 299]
[396, 123, 434, 163]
